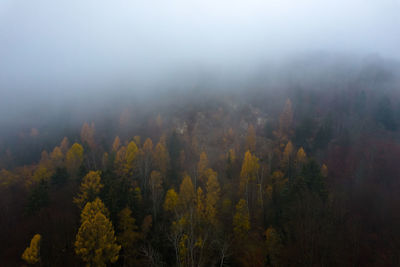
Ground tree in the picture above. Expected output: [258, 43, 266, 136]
[295, 147, 307, 167]
[196, 187, 206, 222]
[22, 234, 41, 265]
[275, 99, 293, 143]
[26, 179, 49, 215]
[164, 188, 179, 214]
[197, 151, 209, 184]
[153, 138, 169, 176]
[75, 199, 120, 267]
[112, 136, 121, 152]
[179, 175, 195, 211]
[205, 169, 220, 226]
[240, 151, 260, 209]
[265, 227, 282, 267]
[233, 199, 250, 241]
[60, 137, 70, 155]
[66, 143, 84, 177]
[74, 171, 104, 209]
[246, 124, 256, 152]
[81, 122, 96, 149]
[282, 141, 294, 180]
[125, 141, 138, 177]
[50, 146, 63, 168]
[80, 197, 109, 223]
[32, 166, 52, 183]
[149, 170, 163, 220]
[139, 138, 153, 193]
[118, 207, 141, 266]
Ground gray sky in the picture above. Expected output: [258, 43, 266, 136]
[0, 0, 399, 98]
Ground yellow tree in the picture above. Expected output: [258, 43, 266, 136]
[178, 175, 195, 212]
[66, 143, 84, 177]
[275, 99, 293, 143]
[124, 141, 138, 176]
[197, 152, 209, 184]
[295, 147, 307, 169]
[112, 136, 121, 152]
[153, 137, 169, 175]
[32, 166, 52, 183]
[205, 169, 220, 226]
[140, 138, 154, 192]
[233, 199, 250, 241]
[118, 207, 141, 266]
[74, 171, 104, 209]
[196, 187, 206, 222]
[246, 124, 256, 152]
[50, 146, 63, 168]
[240, 151, 260, 209]
[80, 197, 110, 223]
[22, 234, 41, 265]
[164, 188, 179, 215]
[60, 137, 69, 155]
[75, 214, 120, 267]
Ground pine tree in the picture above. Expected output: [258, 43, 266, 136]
[205, 169, 220, 226]
[233, 199, 250, 241]
[75, 199, 120, 267]
[118, 207, 141, 265]
[74, 171, 103, 209]
[66, 143, 84, 177]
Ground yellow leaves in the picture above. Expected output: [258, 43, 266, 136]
[22, 234, 41, 265]
[143, 138, 153, 155]
[164, 188, 178, 212]
[115, 140, 138, 177]
[227, 148, 236, 164]
[296, 147, 307, 166]
[32, 166, 51, 183]
[196, 187, 206, 220]
[154, 139, 169, 175]
[233, 199, 250, 241]
[112, 136, 121, 152]
[80, 197, 109, 223]
[75, 203, 120, 267]
[125, 141, 138, 173]
[240, 151, 260, 195]
[66, 143, 84, 176]
[179, 175, 195, 210]
[197, 151, 209, 182]
[50, 146, 63, 168]
[283, 141, 294, 160]
[74, 171, 104, 209]
[205, 170, 221, 226]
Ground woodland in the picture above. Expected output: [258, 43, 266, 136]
[1, 57, 400, 266]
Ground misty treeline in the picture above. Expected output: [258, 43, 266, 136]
[1, 56, 400, 266]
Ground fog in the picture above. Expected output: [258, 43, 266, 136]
[1, 0, 400, 127]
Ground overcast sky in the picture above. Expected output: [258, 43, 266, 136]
[0, 0, 399, 100]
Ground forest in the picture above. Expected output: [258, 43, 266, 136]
[1, 55, 400, 266]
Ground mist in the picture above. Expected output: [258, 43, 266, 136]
[1, 0, 400, 134]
